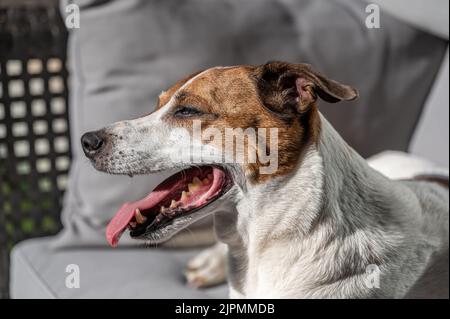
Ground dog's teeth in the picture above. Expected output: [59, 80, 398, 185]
[193, 177, 202, 185]
[202, 178, 209, 185]
[135, 208, 147, 224]
[170, 200, 178, 208]
[188, 177, 202, 192]
[181, 191, 189, 201]
[188, 183, 200, 193]
[160, 206, 167, 213]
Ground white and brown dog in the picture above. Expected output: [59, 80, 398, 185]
[81, 62, 449, 298]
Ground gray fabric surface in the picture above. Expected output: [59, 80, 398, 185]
[410, 48, 449, 167]
[10, 0, 448, 298]
[372, 0, 449, 39]
[10, 237, 228, 298]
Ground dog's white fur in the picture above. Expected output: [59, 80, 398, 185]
[187, 149, 450, 295]
[95, 68, 448, 298]
[196, 117, 447, 298]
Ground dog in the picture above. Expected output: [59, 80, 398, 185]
[81, 62, 449, 298]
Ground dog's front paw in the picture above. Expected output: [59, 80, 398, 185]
[185, 242, 227, 288]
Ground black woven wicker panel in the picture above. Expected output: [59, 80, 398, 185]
[0, 1, 70, 298]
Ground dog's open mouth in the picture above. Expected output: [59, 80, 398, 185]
[106, 166, 231, 247]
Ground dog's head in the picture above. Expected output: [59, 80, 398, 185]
[81, 61, 357, 246]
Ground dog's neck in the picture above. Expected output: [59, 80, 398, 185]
[216, 114, 410, 297]
[236, 114, 398, 239]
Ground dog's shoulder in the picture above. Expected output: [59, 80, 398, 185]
[399, 177, 449, 243]
[400, 176, 449, 212]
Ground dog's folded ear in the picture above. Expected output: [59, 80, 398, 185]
[254, 61, 358, 115]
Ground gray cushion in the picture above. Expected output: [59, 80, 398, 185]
[410, 48, 449, 167]
[372, 0, 449, 39]
[10, 237, 228, 298]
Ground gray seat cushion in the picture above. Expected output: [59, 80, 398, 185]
[10, 237, 227, 298]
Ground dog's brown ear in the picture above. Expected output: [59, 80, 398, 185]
[254, 61, 358, 114]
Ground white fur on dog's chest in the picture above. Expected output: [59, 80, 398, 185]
[231, 146, 325, 298]
[221, 116, 449, 298]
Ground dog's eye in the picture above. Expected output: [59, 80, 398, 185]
[173, 106, 204, 118]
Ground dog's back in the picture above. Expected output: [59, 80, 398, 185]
[400, 178, 449, 298]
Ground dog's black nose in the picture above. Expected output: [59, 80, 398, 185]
[81, 132, 105, 158]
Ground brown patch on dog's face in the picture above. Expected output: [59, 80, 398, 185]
[156, 62, 357, 183]
[157, 70, 205, 109]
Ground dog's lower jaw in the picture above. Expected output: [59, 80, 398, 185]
[132, 185, 238, 245]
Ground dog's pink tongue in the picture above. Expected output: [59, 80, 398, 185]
[106, 189, 170, 247]
[106, 203, 135, 247]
